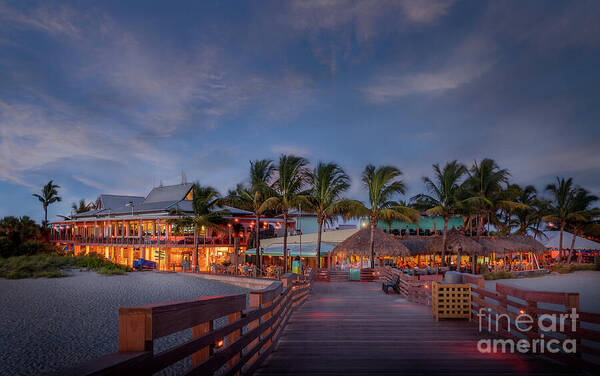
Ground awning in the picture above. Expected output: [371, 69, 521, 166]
[245, 242, 335, 257]
[541, 231, 600, 250]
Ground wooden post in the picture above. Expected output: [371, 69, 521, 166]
[192, 321, 213, 366]
[227, 311, 242, 374]
[118, 312, 151, 352]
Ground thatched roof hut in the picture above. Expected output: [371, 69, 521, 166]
[425, 229, 482, 255]
[400, 236, 428, 256]
[507, 235, 546, 254]
[476, 237, 525, 255]
[331, 228, 410, 258]
[476, 235, 546, 255]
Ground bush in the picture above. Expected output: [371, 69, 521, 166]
[483, 270, 515, 280]
[552, 263, 598, 274]
[0, 253, 132, 279]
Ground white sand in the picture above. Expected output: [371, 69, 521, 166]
[0, 271, 249, 375]
[485, 271, 600, 313]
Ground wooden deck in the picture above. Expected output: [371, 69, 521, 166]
[254, 282, 573, 375]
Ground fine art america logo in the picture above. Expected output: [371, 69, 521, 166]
[476, 308, 578, 354]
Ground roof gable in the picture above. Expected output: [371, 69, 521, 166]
[144, 183, 194, 203]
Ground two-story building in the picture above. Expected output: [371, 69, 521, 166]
[49, 183, 294, 271]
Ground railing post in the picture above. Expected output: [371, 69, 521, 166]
[227, 311, 242, 375]
[248, 290, 267, 366]
[118, 311, 152, 352]
[192, 321, 213, 365]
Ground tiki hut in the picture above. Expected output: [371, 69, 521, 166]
[400, 236, 428, 256]
[509, 235, 546, 254]
[476, 237, 527, 255]
[425, 229, 482, 255]
[331, 228, 410, 260]
[476, 235, 546, 270]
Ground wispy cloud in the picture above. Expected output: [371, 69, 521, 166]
[399, 0, 456, 24]
[270, 145, 311, 157]
[362, 35, 496, 102]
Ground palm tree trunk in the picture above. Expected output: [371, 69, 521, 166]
[283, 211, 289, 274]
[441, 216, 449, 267]
[44, 204, 48, 227]
[568, 228, 577, 264]
[316, 218, 323, 269]
[255, 213, 261, 273]
[369, 219, 376, 268]
[560, 222, 566, 262]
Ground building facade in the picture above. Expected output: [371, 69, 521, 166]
[49, 183, 294, 271]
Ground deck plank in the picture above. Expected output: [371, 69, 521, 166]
[254, 282, 575, 375]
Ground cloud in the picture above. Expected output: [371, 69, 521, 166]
[481, 1, 600, 51]
[270, 145, 311, 157]
[399, 0, 456, 24]
[0, 2, 316, 189]
[362, 35, 496, 102]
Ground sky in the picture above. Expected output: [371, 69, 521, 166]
[1, 0, 599, 224]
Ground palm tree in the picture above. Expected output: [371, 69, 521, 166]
[72, 199, 96, 214]
[542, 177, 589, 263]
[169, 184, 229, 271]
[412, 161, 467, 266]
[463, 159, 521, 236]
[565, 187, 598, 263]
[351, 165, 412, 268]
[33, 180, 62, 226]
[222, 159, 275, 272]
[261, 155, 309, 273]
[302, 162, 359, 268]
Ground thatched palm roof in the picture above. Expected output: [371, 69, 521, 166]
[331, 228, 410, 258]
[400, 236, 428, 256]
[425, 229, 482, 255]
[476, 235, 546, 255]
[476, 237, 525, 255]
[507, 235, 546, 254]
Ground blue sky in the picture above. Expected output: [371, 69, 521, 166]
[1, 0, 599, 223]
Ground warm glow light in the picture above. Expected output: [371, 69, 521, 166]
[234, 218, 239, 222]
[519, 309, 525, 314]
[228, 223, 232, 227]
[216, 339, 224, 348]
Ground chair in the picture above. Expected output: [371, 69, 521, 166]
[382, 274, 401, 294]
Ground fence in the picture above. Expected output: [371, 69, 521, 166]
[64, 273, 311, 375]
[462, 274, 600, 368]
[380, 267, 442, 305]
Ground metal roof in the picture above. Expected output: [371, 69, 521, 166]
[144, 183, 193, 203]
[99, 194, 144, 210]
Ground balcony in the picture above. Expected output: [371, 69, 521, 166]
[49, 234, 238, 248]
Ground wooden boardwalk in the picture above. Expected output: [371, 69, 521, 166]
[254, 282, 573, 375]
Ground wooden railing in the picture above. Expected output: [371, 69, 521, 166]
[49, 234, 234, 247]
[64, 273, 311, 375]
[380, 267, 442, 305]
[463, 274, 600, 368]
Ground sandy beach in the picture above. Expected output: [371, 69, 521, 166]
[485, 271, 600, 313]
[0, 271, 249, 376]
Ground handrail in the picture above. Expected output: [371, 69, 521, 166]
[63, 274, 312, 375]
[462, 275, 599, 368]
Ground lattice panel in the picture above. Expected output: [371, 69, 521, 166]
[432, 282, 471, 321]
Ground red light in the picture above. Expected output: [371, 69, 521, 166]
[215, 339, 224, 348]
[234, 218, 239, 222]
